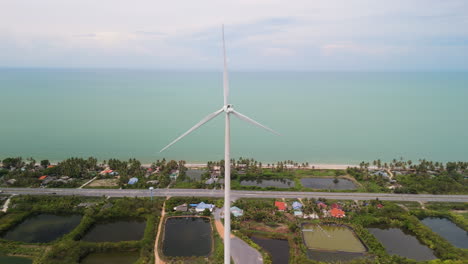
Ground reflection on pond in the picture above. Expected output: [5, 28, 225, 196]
[251, 236, 289, 264]
[368, 227, 437, 261]
[240, 179, 295, 188]
[0, 255, 32, 264]
[301, 178, 357, 190]
[421, 217, 468, 249]
[2, 214, 82, 243]
[82, 220, 146, 242]
[302, 224, 366, 262]
[163, 217, 212, 257]
[80, 251, 139, 264]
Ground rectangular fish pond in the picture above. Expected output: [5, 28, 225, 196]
[240, 179, 295, 188]
[2, 214, 82, 243]
[81, 219, 146, 242]
[421, 217, 468, 249]
[251, 236, 289, 264]
[301, 224, 367, 262]
[300, 178, 357, 190]
[0, 255, 33, 264]
[162, 217, 212, 257]
[368, 227, 437, 261]
[80, 251, 139, 264]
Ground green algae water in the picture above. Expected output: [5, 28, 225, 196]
[1, 69, 467, 164]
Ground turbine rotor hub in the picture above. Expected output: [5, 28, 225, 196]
[223, 104, 234, 113]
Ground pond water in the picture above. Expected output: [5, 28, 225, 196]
[81, 220, 146, 242]
[2, 214, 82, 243]
[421, 217, 468, 249]
[80, 251, 139, 264]
[163, 217, 212, 257]
[302, 224, 366, 262]
[0, 255, 33, 264]
[251, 236, 289, 264]
[368, 227, 437, 261]
[240, 179, 295, 188]
[301, 178, 357, 190]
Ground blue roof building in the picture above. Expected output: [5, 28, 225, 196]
[230, 206, 244, 217]
[128, 177, 138, 185]
[195, 202, 215, 212]
[292, 201, 303, 210]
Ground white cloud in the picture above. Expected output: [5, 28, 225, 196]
[0, 0, 467, 70]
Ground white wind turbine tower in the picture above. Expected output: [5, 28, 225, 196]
[160, 25, 279, 263]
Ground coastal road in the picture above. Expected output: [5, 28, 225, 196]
[1, 188, 467, 202]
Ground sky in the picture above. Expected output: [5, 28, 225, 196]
[1, 0, 468, 71]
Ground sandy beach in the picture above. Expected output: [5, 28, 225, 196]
[141, 163, 358, 170]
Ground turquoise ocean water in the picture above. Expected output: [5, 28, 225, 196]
[1, 69, 467, 164]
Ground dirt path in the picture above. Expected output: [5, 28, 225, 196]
[78, 176, 97, 189]
[154, 198, 168, 264]
[2, 195, 15, 212]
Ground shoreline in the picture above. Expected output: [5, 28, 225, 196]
[142, 163, 358, 170]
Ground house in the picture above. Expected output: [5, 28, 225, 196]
[195, 202, 215, 212]
[316, 201, 327, 209]
[128, 177, 138, 185]
[331, 203, 342, 209]
[169, 170, 179, 180]
[304, 213, 319, 219]
[330, 208, 346, 218]
[292, 201, 303, 210]
[275, 201, 287, 211]
[146, 180, 159, 185]
[373, 171, 389, 178]
[6, 179, 17, 185]
[377, 204, 384, 209]
[100, 169, 113, 175]
[173, 203, 188, 212]
[38, 175, 48, 180]
[230, 206, 244, 217]
[294, 210, 303, 217]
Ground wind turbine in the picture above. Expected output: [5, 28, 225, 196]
[160, 25, 279, 263]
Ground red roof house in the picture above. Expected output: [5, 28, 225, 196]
[331, 203, 341, 209]
[317, 202, 327, 209]
[377, 204, 384, 209]
[330, 208, 346, 218]
[275, 201, 287, 211]
[38, 175, 48, 180]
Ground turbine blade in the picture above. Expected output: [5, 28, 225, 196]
[222, 25, 229, 105]
[232, 110, 281, 136]
[160, 108, 224, 152]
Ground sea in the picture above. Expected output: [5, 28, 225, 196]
[1, 69, 467, 165]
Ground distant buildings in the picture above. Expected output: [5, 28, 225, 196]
[275, 201, 287, 211]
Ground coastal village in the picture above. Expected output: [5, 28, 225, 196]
[0, 157, 466, 264]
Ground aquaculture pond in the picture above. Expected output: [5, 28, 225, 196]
[0, 255, 32, 264]
[162, 217, 212, 257]
[251, 236, 289, 264]
[80, 251, 139, 264]
[300, 178, 357, 190]
[2, 214, 82, 243]
[240, 179, 295, 188]
[421, 217, 468, 248]
[81, 219, 146, 242]
[302, 224, 366, 262]
[368, 227, 437, 261]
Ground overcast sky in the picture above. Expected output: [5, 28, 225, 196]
[1, 0, 468, 70]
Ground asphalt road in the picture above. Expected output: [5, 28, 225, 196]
[1, 188, 467, 202]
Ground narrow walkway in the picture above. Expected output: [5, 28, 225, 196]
[78, 176, 97, 189]
[154, 198, 167, 264]
[214, 208, 263, 264]
[2, 195, 15, 212]
[418, 201, 426, 210]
